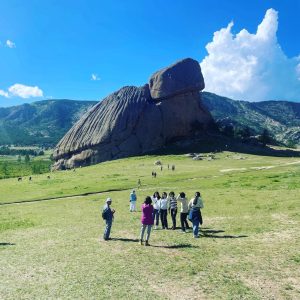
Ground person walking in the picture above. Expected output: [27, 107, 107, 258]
[152, 192, 160, 229]
[159, 192, 169, 229]
[177, 192, 190, 232]
[129, 189, 137, 212]
[140, 196, 154, 246]
[168, 191, 177, 230]
[188, 192, 204, 238]
[102, 198, 115, 241]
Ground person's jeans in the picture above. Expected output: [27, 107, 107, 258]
[130, 201, 136, 211]
[160, 209, 168, 229]
[153, 209, 159, 226]
[192, 219, 200, 237]
[140, 224, 152, 241]
[170, 208, 177, 229]
[104, 219, 112, 240]
[180, 212, 189, 231]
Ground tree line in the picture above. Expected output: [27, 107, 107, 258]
[0, 146, 44, 156]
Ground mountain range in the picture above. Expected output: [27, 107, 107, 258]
[0, 100, 96, 147]
[0, 93, 299, 147]
[202, 92, 300, 146]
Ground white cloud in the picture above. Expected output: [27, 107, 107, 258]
[6, 39, 16, 48]
[0, 90, 9, 98]
[0, 84, 44, 99]
[91, 73, 100, 81]
[200, 8, 300, 101]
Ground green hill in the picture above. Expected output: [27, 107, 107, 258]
[0, 99, 97, 147]
[202, 92, 300, 146]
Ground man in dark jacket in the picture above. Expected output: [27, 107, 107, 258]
[102, 197, 115, 240]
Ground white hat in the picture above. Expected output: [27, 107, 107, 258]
[106, 197, 112, 203]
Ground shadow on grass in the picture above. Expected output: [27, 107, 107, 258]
[111, 237, 139, 242]
[200, 228, 247, 239]
[151, 243, 199, 249]
[0, 242, 15, 246]
[201, 229, 225, 234]
[201, 234, 248, 239]
[110, 238, 198, 248]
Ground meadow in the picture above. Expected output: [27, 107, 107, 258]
[0, 150, 52, 180]
[0, 151, 299, 299]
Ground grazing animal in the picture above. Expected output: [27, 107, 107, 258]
[18, 177, 22, 181]
[47, 175, 50, 179]
[29, 176, 32, 181]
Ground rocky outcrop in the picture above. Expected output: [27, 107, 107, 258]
[53, 58, 214, 169]
[149, 58, 205, 100]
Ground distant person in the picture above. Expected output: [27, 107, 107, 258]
[140, 196, 154, 246]
[159, 192, 169, 229]
[152, 191, 161, 229]
[138, 178, 141, 187]
[129, 189, 137, 212]
[172, 165, 175, 171]
[160, 165, 163, 171]
[177, 192, 190, 232]
[102, 197, 115, 241]
[154, 172, 157, 178]
[168, 164, 169, 170]
[168, 191, 177, 230]
[188, 192, 204, 238]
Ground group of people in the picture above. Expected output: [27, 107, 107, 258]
[102, 190, 204, 244]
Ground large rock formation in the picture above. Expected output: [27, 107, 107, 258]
[53, 58, 214, 169]
[149, 58, 205, 100]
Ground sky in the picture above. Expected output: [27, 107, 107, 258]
[0, 0, 299, 107]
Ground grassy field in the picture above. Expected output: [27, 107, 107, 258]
[0, 151, 299, 299]
[0, 150, 52, 179]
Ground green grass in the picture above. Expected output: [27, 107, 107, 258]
[0, 153, 52, 179]
[0, 151, 299, 299]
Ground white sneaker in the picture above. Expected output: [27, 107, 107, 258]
[154, 226, 157, 230]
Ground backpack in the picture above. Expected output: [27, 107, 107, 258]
[102, 208, 108, 220]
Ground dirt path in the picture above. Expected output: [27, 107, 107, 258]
[0, 187, 130, 206]
[220, 160, 300, 173]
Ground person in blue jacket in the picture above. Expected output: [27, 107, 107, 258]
[129, 189, 137, 212]
[102, 197, 115, 241]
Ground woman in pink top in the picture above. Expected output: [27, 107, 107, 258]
[140, 196, 154, 246]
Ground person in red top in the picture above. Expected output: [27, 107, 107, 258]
[140, 196, 154, 246]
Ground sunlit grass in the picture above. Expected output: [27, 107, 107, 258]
[0, 151, 299, 299]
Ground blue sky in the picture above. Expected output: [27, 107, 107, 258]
[0, 0, 299, 106]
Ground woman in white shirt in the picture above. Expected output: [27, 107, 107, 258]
[177, 192, 190, 232]
[152, 191, 160, 229]
[159, 192, 169, 229]
[188, 191, 204, 238]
